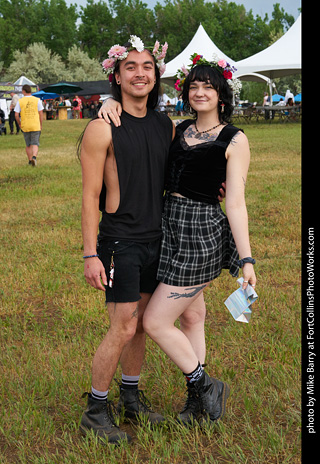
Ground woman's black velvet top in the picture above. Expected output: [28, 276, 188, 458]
[166, 120, 243, 204]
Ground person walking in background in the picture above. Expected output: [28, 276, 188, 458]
[9, 92, 20, 135]
[14, 84, 43, 166]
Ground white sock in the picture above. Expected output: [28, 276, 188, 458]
[91, 386, 108, 401]
[121, 374, 140, 389]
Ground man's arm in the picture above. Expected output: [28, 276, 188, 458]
[81, 119, 112, 291]
[39, 110, 43, 130]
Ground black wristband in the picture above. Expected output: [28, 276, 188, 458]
[238, 257, 256, 267]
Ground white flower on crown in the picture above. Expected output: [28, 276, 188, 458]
[129, 35, 144, 53]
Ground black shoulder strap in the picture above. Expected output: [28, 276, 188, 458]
[175, 119, 194, 135]
[218, 124, 244, 143]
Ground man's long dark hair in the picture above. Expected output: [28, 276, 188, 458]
[181, 64, 234, 123]
[110, 45, 161, 110]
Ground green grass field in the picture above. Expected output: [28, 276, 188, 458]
[0, 119, 301, 463]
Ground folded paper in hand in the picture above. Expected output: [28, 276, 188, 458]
[224, 278, 258, 323]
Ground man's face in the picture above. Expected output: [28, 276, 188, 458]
[116, 50, 156, 101]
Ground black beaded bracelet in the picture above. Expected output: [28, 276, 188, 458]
[83, 254, 99, 259]
[238, 257, 256, 267]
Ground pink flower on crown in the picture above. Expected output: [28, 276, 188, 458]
[175, 79, 182, 91]
[181, 65, 189, 76]
[156, 42, 168, 60]
[102, 58, 116, 71]
[153, 41, 160, 55]
[218, 59, 227, 68]
[108, 45, 127, 59]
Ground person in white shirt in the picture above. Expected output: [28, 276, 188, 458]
[64, 98, 72, 119]
[9, 92, 20, 135]
[14, 84, 44, 166]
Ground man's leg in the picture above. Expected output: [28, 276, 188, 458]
[92, 301, 139, 391]
[80, 300, 138, 444]
[9, 111, 14, 134]
[119, 292, 151, 376]
[25, 145, 33, 163]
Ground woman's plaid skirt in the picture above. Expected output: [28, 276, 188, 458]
[157, 194, 240, 287]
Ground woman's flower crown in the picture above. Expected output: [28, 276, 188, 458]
[175, 53, 242, 95]
[102, 35, 168, 82]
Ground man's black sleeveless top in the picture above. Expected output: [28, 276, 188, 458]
[98, 109, 172, 242]
[166, 120, 243, 204]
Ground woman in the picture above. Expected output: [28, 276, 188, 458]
[100, 54, 256, 425]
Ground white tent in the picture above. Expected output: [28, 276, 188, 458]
[161, 24, 235, 85]
[235, 14, 301, 79]
[14, 76, 37, 86]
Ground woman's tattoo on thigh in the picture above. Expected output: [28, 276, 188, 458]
[167, 284, 206, 300]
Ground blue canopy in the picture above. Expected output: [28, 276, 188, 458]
[32, 90, 59, 100]
[294, 93, 301, 102]
[272, 94, 285, 102]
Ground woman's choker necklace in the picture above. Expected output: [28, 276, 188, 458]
[195, 122, 221, 139]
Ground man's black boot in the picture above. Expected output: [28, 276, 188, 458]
[80, 393, 132, 444]
[195, 372, 230, 422]
[117, 387, 165, 424]
[177, 381, 201, 425]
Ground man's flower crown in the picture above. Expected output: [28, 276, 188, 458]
[175, 53, 242, 95]
[102, 35, 168, 82]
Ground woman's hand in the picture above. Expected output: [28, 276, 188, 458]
[242, 263, 256, 290]
[98, 98, 122, 126]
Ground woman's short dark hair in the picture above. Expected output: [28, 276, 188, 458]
[110, 46, 160, 110]
[181, 65, 234, 123]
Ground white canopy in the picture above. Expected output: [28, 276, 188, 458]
[235, 14, 301, 79]
[161, 24, 235, 85]
[14, 76, 37, 86]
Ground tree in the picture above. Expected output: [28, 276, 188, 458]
[66, 45, 105, 80]
[109, 0, 156, 45]
[4, 42, 68, 83]
[0, 0, 78, 67]
[77, 0, 117, 61]
[3, 42, 104, 83]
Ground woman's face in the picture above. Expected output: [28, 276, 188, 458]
[188, 80, 219, 114]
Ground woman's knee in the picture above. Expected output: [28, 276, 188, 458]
[143, 311, 160, 338]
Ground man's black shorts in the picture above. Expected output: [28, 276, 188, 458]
[98, 238, 161, 303]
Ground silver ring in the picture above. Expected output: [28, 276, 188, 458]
[243, 280, 248, 283]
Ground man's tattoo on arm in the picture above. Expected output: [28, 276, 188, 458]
[167, 284, 206, 300]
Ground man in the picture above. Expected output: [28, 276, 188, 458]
[9, 92, 20, 135]
[79, 36, 172, 444]
[15, 85, 43, 166]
